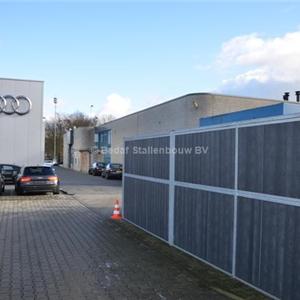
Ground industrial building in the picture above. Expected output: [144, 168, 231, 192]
[63, 92, 282, 172]
[0, 78, 44, 166]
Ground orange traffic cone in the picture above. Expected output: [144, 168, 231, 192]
[111, 200, 122, 220]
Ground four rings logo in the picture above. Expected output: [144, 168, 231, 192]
[0, 95, 32, 115]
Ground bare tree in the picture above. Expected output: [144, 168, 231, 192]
[96, 114, 115, 125]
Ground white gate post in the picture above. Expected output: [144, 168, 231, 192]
[232, 126, 239, 276]
[168, 132, 175, 245]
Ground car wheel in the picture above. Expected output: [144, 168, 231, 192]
[53, 189, 60, 195]
[105, 173, 110, 179]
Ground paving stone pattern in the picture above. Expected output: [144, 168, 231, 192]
[0, 194, 267, 300]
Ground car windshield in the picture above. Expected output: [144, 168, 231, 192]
[111, 164, 122, 169]
[24, 167, 55, 176]
[0, 165, 20, 172]
[2, 166, 14, 171]
[97, 163, 105, 167]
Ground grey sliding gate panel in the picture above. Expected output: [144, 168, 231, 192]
[175, 129, 235, 188]
[235, 197, 261, 287]
[174, 186, 234, 273]
[124, 137, 170, 179]
[236, 197, 300, 300]
[123, 177, 169, 240]
[123, 115, 300, 299]
[239, 121, 300, 198]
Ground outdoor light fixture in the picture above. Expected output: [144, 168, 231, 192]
[192, 100, 199, 109]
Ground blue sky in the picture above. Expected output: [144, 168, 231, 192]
[1, 2, 300, 119]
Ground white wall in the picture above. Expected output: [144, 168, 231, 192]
[73, 127, 93, 151]
[0, 78, 44, 166]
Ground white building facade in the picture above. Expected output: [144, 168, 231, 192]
[0, 78, 44, 166]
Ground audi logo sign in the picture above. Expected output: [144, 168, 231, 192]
[0, 95, 32, 115]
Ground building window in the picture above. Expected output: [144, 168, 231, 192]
[97, 130, 112, 162]
[98, 130, 111, 148]
[94, 133, 99, 148]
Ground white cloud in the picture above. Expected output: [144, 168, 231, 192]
[215, 30, 300, 99]
[98, 93, 132, 118]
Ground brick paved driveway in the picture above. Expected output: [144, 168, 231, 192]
[0, 193, 266, 300]
[55, 167, 122, 218]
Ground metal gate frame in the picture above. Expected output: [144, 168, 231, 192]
[122, 113, 300, 300]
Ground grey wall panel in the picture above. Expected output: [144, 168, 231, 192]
[235, 197, 262, 287]
[236, 197, 300, 300]
[124, 137, 170, 179]
[175, 129, 235, 188]
[239, 121, 300, 198]
[123, 119, 300, 300]
[174, 186, 234, 273]
[123, 177, 169, 240]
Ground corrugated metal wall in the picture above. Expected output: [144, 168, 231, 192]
[236, 197, 300, 299]
[238, 122, 300, 198]
[174, 187, 234, 272]
[124, 177, 169, 240]
[123, 117, 300, 300]
[175, 129, 235, 188]
[124, 137, 170, 179]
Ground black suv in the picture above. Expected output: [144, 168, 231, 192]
[0, 173, 5, 195]
[102, 163, 123, 179]
[0, 164, 21, 185]
[88, 162, 106, 176]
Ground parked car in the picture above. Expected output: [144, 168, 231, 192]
[15, 166, 60, 195]
[0, 173, 5, 195]
[101, 163, 123, 179]
[89, 162, 106, 176]
[0, 164, 21, 184]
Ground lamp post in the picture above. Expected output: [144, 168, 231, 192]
[53, 97, 58, 162]
[90, 104, 94, 118]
